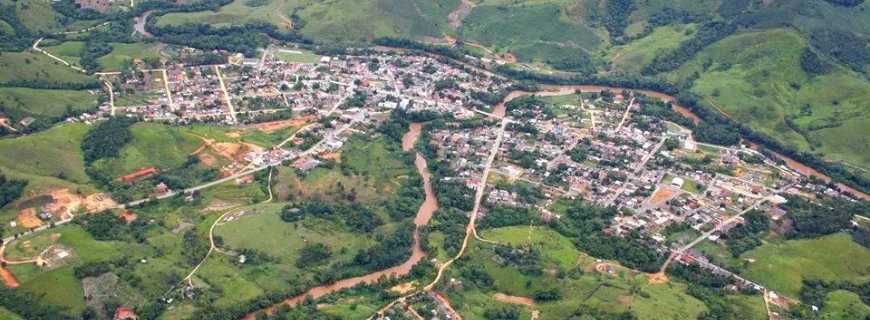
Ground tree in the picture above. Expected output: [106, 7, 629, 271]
[296, 243, 332, 268]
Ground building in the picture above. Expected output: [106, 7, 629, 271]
[119, 167, 160, 183]
[114, 306, 138, 320]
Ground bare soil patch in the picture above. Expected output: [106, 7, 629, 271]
[17, 208, 43, 229]
[493, 293, 535, 307]
[648, 186, 677, 205]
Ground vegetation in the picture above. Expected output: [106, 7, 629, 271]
[783, 195, 865, 239]
[81, 117, 138, 165]
[550, 199, 664, 272]
[0, 172, 27, 208]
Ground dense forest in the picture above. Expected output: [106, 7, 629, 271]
[80, 117, 138, 164]
[0, 173, 27, 208]
[551, 199, 664, 272]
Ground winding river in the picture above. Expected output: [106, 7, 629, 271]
[246, 123, 437, 318]
[247, 84, 867, 318]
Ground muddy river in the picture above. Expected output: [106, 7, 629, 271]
[247, 123, 437, 318]
[247, 83, 867, 317]
[494, 85, 865, 199]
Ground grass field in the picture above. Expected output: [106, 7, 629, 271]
[8, 225, 146, 315]
[740, 233, 870, 297]
[0, 87, 98, 119]
[42, 41, 85, 67]
[0, 51, 95, 86]
[0, 307, 23, 320]
[444, 226, 714, 320]
[213, 204, 375, 291]
[157, 0, 457, 42]
[666, 28, 870, 171]
[0, 123, 91, 189]
[3, 0, 61, 34]
[460, 1, 603, 63]
[821, 290, 870, 320]
[272, 49, 320, 64]
[98, 42, 163, 71]
[156, 0, 298, 31]
[276, 136, 410, 206]
[91, 123, 202, 178]
[607, 25, 694, 74]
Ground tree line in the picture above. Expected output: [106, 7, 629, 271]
[0, 172, 27, 209]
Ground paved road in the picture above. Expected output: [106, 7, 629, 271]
[213, 66, 238, 123]
[425, 117, 510, 291]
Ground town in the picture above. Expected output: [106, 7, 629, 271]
[13, 45, 868, 320]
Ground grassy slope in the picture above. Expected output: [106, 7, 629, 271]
[445, 226, 716, 320]
[0, 51, 94, 85]
[666, 28, 870, 170]
[157, 0, 458, 42]
[157, 0, 300, 31]
[13, 225, 144, 315]
[42, 41, 85, 67]
[460, 0, 603, 62]
[5, 0, 61, 34]
[821, 290, 870, 320]
[0, 307, 23, 320]
[92, 123, 202, 178]
[213, 204, 375, 295]
[607, 24, 694, 74]
[0, 123, 91, 188]
[740, 233, 870, 297]
[0, 87, 98, 119]
[98, 42, 163, 71]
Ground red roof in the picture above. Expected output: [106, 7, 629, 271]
[118, 167, 159, 183]
[114, 307, 137, 320]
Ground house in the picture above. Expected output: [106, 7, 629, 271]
[18, 117, 36, 128]
[114, 306, 138, 320]
[119, 167, 160, 183]
[671, 177, 685, 188]
[119, 210, 138, 224]
[154, 182, 170, 195]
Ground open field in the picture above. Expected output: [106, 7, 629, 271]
[442, 226, 716, 320]
[0, 123, 91, 188]
[0, 51, 95, 86]
[740, 233, 870, 297]
[276, 136, 410, 205]
[0, 87, 98, 120]
[272, 49, 320, 64]
[213, 204, 376, 292]
[667, 28, 870, 171]
[607, 25, 694, 74]
[157, 0, 457, 42]
[460, 1, 602, 63]
[91, 123, 202, 178]
[156, 0, 299, 31]
[2, 0, 61, 34]
[42, 41, 85, 67]
[6, 225, 147, 315]
[98, 42, 163, 71]
[821, 290, 870, 320]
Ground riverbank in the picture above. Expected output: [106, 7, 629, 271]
[246, 123, 437, 318]
[492, 85, 868, 200]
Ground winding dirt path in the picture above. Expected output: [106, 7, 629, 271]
[448, 0, 475, 29]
